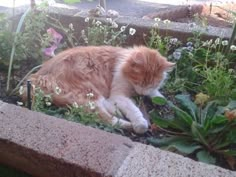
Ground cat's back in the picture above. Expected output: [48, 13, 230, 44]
[38, 46, 123, 75]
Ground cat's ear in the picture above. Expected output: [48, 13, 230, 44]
[163, 61, 175, 72]
[131, 52, 145, 66]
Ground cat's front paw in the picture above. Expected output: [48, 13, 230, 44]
[133, 119, 148, 134]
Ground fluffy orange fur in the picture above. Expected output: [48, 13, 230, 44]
[26, 45, 175, 134]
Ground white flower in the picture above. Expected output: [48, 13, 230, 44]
[120, 26, 126, 32]
[169, 38, 178, 45]
[173, 50, 182, 60]
[45, 101, 52, 106]
[72, 102, 79, 108]
[17, 101, 23, 106]
[229, 69, 234, 73]
[85, 17, 89, 22]
[214, 38, 220, 45]
[95, 20, 102, 26]
[111, 21, 118, 28]
[106, 18, 112, 23]
[81, 29, 85, 35]
[222, 40, 228, 46]
[19, 86, 24, 95]
[86, 93, 94, 98]
[186, 42, 193, 46]
[187, 46, 193, 51]
[230, 45, 236, 51]
[153, 23, 158, 28]
[55, 86, 61, 95]
[163, 19, 171, 24]
[69, 23, 74, 31]
[87, 101, 96, 110]
[202, 39, 213, 47]
[129, 28, 136, 35]
[154, 17, 161, 22]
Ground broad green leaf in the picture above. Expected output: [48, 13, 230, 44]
[152, 96, 167, 105]
[208, 124, 227, 134]
[150, 110, 189, 131]
[225, 100, 236, 110]
[226, 129, 236, 143]
[191, 122, 208, 147]
[214, 141, 231, 150]
[166, 141, 202, 154]
[210, 115, 228, 125]
[147, 136, 193, 147]
[150, 112, 186, 131]
[168, 101, 193, 126]
[175, 94, 198, 121]
[147, 136, 184, 147]
[151, 115, 171, 128]
[201, 101, 218, 125]
[221, 150, 236, 156]
[196, 150, 216, 164]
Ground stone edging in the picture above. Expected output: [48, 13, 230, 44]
[1, 3, 233, 46]
[0, 100, 236, 177]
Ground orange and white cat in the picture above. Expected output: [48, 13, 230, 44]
[28, 46, 175, 134]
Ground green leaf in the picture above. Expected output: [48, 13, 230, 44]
[151, 115, 171, 128]
[147, 136, 183, 147]
[196, 150, 216, 164]
[221, 149, 236, 156]
[191, 122, 208, 146]
[201, 101, 218, 125]
[175, 94, 198, 121]
[148, 136, 201, 154]
[226, 100, 236, 110]
[150, 110, 190, 132]
[152, 96, 167, 105]
[168, 101, 193, 126]
[167, 141, 202, 154]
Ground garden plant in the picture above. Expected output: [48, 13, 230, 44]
[0, 0, 236, 171]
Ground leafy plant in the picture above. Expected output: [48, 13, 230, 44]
[202, 67, 236, 100]
[146, 20, 181, 56]
[30, 87, 122, 133]
[149, 95, 236, 168]
[81, 18, 129, 46]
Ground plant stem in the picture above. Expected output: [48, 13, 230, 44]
[10, 64, 42, 95]
[6, 7, 31, 92]
[226, 22, 236, 55]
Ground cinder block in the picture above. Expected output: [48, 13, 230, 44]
[0, 101, 133, 177]
[115, 143, 236, 177]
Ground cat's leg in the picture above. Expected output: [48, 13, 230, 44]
[95, 97, 132, 130]
[148, 90, 165, 98]
[108, 96, 148, 134]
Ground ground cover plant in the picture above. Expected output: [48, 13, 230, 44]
[1, 1, 236, 171]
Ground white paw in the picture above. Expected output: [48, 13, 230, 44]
[133, 119, 148, 134]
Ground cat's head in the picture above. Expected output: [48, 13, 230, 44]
[122, 46, 175, 96]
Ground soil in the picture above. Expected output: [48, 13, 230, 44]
[0, 58, 38, 104]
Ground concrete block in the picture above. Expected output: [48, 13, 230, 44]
[0, 101, 133, 177]
[115, 143, 236, 177]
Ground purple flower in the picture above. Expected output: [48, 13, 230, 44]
[43, 28, 63, 57]
[43, 44, 57, 57]
[47, 28, 63, 45]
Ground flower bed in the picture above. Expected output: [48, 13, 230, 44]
[1, 1, 236, 172]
